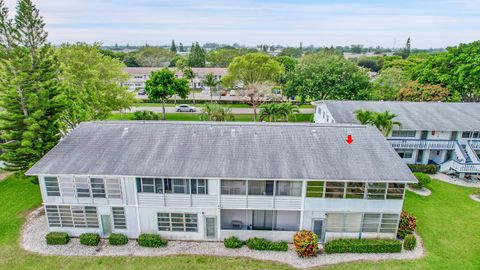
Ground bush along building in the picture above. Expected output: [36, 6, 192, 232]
[313, 101, 480, 178]
[27, 121, 416, 242]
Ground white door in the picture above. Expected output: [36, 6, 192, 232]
[205, 216, 217, 240]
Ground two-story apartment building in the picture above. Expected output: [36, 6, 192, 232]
[313, 101, 480, 178]
[121, 67, 228, 92]
[26, 121, 416, 242]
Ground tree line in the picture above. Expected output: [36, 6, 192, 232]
[0, 0, 134, 171]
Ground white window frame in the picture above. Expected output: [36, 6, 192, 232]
[157, 212, 198, 232]
[44, 176, 60, 197]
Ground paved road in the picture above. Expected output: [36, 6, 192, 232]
[129, 106, 314, 114]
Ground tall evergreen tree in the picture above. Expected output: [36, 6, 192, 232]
[0, 0, 65, 171]
[170, 40, 177, 53]
[179, 42, 184, 52]
[188, 42, 206, 67]
[402, 37, 411, 59]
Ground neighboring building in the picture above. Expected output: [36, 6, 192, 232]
[313, 100, 480, 177]
[121, 67, 228, 92]
[26, 121, 415, 242]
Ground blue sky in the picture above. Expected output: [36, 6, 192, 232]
[5, 0, 480, 48]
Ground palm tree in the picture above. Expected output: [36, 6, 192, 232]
[354, 109, 375, 125]
[259, 102, 299, 122]
[372, 111, 402, 136]
[198, 103, 235, 121]
[183, 67, 196, 104]
[202, 73, 219, 103]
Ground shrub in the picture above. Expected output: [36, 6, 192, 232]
[109, 233, 128, 246]
[412, 172, 431, 189]
[293, 230, 318, 257]
[398, 211, 417, 239]
[324, 238, 402, 254]
[137, 234, 167, 247]
[408, 164, 437, 174]
[246, 237, 288, 251]
[133, 111, 160, 120]
[80, 233, 100, 246]
[224, 236, 243, 249]
[403, 234, 417, 250]
[45, 232, 70, 245]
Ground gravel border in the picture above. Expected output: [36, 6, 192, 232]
[433, 173, 480, 188]
[406, 185, 432, 196]
[21, 208, 425, 269]
[469, 194, 480, 202]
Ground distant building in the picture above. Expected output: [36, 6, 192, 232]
[121, 67, 228, 92]
[313, 100, 480, 178]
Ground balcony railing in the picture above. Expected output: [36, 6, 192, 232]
[470, 140, 480, 150]
[388, 139, 456, 150]
[440, 159, 480, 173]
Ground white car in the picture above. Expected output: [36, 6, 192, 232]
[229, 90, 236, 96]
[175, 104, 197, 112]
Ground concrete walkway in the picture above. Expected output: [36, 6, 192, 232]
[433, 173, 480, 188]
[130, 106, 314, 115]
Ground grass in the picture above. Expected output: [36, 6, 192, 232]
[107, 113, 314, 122]
[1, 175, 479, 269]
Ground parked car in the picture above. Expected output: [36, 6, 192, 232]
[138, 89, 146, 95]
[220, 91, 227, 96]
[229, 90, 236, 96]
[175, 104, 197, 112]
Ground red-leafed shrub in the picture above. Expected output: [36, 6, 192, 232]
[398, 211, 417, 239]
[293, 230, 319, 257]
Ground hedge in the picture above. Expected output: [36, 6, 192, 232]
[224, 236, 243, 249]
[246, 237, 288, 251]
[45, 232, 70, 245]
[324, 238, 402, 254]
[79, 233, 100, 246]
[403, 234, 416, 250]
[408, 164, 437, 174]
[293, 230, 319, 257]
[108, 233, 128, 246]
[137, 234, 167, 247]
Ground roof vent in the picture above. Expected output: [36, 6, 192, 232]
[311, 129, 316, 133]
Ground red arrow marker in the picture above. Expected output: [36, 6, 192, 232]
[346, 135, 353, 144]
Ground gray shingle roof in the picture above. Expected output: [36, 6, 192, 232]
[314, 100, 480, 131]
[26, 121, 416, 183]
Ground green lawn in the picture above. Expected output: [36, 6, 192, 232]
[1, 175, 479, 269]
[108, 113, 313, 122]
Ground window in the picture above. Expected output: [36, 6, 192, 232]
[306, 181, 324, 197]
[112, 207, 127, 229]
[105, 178, 122, 199]
[44, 177, 60, 196]
[380, 214, 399, 233]
[136, 178, 163, 193]
[396, 149, 413, 159]
[164, 178, 172, 193]
[346, 182, 365, 199]
[75, 177, 91, 197]
[221, 180, 246, 195]
[325, 182, 346, 198]
[90, 178, 106, 198]
[462, 131, 472, 138]
[391, 130, 416, 138]
[59, 176, 75, 197]
[317, 107, 322, 115]
[362, 213, 381, 232]
[387, 183, 405, 199]
[191, 179, 208, 194]
[367, 183, 387, 199]
[157, 213, 198, 232]
[473, 131, 480, 138]
[45, 205, 98, 228]
[172, 179, 189, 194]
[248, 181, 274, 196]
[326, 213, 362, 233]
[276, 181, 302, 196]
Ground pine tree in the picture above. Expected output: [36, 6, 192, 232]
[402, 37, 411, 59]
[170, 40, 177, 53]
[187, 42, 206, 67]
[179, 42, 184, 52]
[0, 0, 65, 171]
